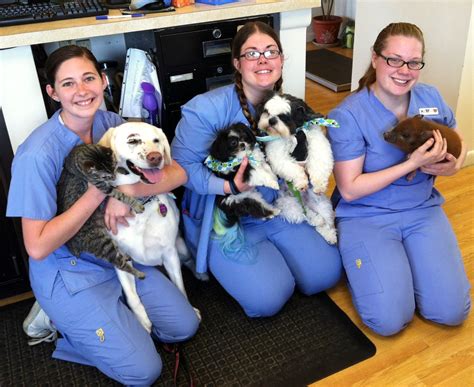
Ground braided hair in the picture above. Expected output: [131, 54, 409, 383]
[232, 21, 284, 133]
[357, 22, 425, 92]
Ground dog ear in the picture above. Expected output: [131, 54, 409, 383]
[209, 130, 229, 161]
[290, 98, 315, 127]
[160, 133, 173, 166]
[98, 126, 116, 150]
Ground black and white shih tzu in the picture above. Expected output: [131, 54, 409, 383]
[256, 91, 337, 244]
[205, 122, 280, 227]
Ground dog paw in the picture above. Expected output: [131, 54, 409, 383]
[311, 181, 328, 194]
[193, 307, 202, 322]
[317, 227, 338, 245]
[294, 180, 309, 192]
[137, 313, 153, 333]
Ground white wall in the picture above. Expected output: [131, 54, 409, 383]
[456, 6, 473, 166]
[352, 0, 473, 165]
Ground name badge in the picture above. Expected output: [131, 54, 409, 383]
[419, 107, 439, 116]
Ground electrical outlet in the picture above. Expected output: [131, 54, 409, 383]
[75, 39, 92, 50]
[58, 39, 91, 50]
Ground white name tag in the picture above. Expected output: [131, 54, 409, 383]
[419, 107, 439, 116]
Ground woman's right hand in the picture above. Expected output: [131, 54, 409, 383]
[407, 130, 447, 169]
[233, 157, 252, 193]
[104, 197, 135, 235]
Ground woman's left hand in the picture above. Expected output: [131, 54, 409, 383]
[104, 197, 135, 235]
[420, 153, 460, 176]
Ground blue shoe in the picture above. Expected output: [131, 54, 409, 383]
[23, 301, 57, 346]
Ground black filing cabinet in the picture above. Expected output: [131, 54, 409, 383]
[0, 108, 30, 299]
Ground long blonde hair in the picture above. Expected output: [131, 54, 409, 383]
[357, 22, 425, 92]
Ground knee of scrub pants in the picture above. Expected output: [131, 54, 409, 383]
[418, 289, 471, 327]
[341, 242, 415, 336]
[208, 238, 295, 318]
[112, 350, 162, 386]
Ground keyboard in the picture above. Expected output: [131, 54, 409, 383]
[0, 1, 108, 27]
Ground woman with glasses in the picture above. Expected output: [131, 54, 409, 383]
[171, 21, 342, 317]
[327, 22, 470, 336]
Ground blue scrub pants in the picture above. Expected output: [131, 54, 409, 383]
[337, 206, 471, 336]
[208, 216, 342, 317]
[35, 264, 199, 386]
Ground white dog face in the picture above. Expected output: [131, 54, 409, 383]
[99, 122, 171, 184]
[257, 92, 317, 137]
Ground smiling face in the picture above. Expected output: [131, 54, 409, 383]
[233, 31, 284, 105]
[371, 35, 423, 100]
[46, 56, 106, 129]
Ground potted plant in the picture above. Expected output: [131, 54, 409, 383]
[312, 0, 343, 45]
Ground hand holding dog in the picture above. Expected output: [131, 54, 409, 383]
[104, 197, 135, 235]
[225, 157, 252, 194]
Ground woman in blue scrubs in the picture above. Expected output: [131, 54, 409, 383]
[328, 22, 470, 336]
[171, 21, 342, 318]
[7, 45, 199, 384]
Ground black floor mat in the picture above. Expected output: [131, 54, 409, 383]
[306, 49, 353, 92]
[0, 271, 375, 386]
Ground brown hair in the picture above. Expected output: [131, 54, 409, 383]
[357, 22, 425, 92]
[232, 21, 283, 132]
[45, 45, 102, 87]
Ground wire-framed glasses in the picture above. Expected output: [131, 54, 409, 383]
[378, 54, 425, 70]
[239, 49, 281, 61]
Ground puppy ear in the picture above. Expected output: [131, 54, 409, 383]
[209, 130, 228, 161]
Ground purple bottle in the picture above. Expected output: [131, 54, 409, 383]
[141, 82, 160, 127]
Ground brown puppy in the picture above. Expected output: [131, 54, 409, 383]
[384, 114, 461, 158]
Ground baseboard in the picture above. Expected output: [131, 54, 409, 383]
[463, 149, 474, 167]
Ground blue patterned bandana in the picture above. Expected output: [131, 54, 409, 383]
[204, 153, 260, 174]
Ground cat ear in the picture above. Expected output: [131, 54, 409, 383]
[83, 160, 96, 172]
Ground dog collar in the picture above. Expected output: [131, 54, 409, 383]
[205, 153, 260, 173]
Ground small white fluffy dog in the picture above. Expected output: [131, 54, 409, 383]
[99, 122, 201, 332]
[256, 92, 337, 244]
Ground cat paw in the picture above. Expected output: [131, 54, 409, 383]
[133, 203, 145, 214]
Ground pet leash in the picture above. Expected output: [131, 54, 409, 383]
[162, 343, 195, 387]
[255, 118, 340, 142]
[286, 181, 307, 216]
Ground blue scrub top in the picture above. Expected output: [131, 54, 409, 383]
[327, 83, 456, 217]
[6, 109, 124, 298]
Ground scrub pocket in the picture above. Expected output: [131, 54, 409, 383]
[341, 241, 383, 299]
[65, 304, 137, 364]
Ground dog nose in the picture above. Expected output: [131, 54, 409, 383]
[269, 117, 277, 126]
[147, 152, 162, 165]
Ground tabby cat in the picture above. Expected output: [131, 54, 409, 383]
[57, 143, 146, 279]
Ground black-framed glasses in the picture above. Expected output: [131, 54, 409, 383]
[239, 49, 281, 61]
[378, 54, 425, 70]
